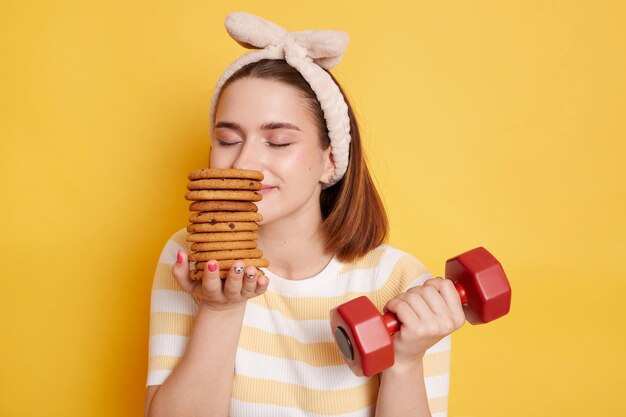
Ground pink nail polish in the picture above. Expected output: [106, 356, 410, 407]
[208, 261, 217, 272]
[177, 251, 183, 264]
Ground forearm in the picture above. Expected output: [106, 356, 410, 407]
[375, 359, 431, 417]
[148, 304, 246, 417]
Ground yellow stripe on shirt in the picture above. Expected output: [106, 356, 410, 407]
[423, 350, 451, 377]
[149, 355, 182, 371]
[337, 245, 388, 274]
[152, 263, 184, 291]
[249, 267, 426, 321]
[232, 374, 379, 415]
[239, 326, 344, 366]
[150, 312, 194, 336]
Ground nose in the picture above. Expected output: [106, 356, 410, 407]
[232, 140, 262, 171]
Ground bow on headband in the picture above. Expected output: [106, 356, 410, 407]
[225, 12, 350, 69]
[209, 12, 352, 188]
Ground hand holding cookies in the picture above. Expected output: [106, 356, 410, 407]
[172, 250, 269, 311]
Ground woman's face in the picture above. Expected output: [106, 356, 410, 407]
[210, 77, 334, 225]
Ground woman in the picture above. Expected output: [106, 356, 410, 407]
[145, 13, 464, 417]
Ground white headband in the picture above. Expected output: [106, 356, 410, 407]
[209, 12, 351, 187]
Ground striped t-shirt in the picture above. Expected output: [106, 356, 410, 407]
[147, 227, 451, 417]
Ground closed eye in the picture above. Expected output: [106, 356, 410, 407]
[216, 140, 240, 146]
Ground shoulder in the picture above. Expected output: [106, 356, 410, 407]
[340, 244, 429, 278]
[166, 226, 191, 250]
[381, 244, 431, 285]
[353, 244, 433, 310]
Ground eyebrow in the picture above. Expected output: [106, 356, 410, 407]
[215, 121, 301, 132]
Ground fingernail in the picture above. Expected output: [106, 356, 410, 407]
[234, 266, 244, 274]
[208, 261, 217, 272]
[177, 250, 183, 264]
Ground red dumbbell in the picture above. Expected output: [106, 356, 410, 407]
[329, 247, 512, 377]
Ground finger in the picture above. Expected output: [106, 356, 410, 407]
[254, 271, 269, 295]
[241, 266, 258, 297]
[400, 291, 436, 322]
[223, 260, 245, 299]
[397, 291, 458, 340]
[411, 285, 449, 317]
[388, 298, 420, 334]
[200, 259, 223, 295]
[423, 278, 461, 313]
[425, 278, 465, 326]
[383, 296, 403, 315]
[172, 250, 194, 293]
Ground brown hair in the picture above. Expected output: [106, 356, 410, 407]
[217, 59, 388, 262]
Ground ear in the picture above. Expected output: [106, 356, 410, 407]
[320, 146, 336, 185]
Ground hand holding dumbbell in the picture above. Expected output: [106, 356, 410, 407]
[329, 247, 512, 377]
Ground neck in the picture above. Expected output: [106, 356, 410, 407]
[257, 204, 333, 280]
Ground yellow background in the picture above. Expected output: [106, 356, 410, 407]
[1, 1, 624, 416]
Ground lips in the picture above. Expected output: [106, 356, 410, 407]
[259, 185, 277, 195]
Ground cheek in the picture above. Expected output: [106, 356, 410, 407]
[209, 147, 235, 168]
[282, 153, 323, 182]
[272, 155, 298, 176]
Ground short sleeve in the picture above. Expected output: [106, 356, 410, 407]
[146, 227, 198, 386]
[374, 249, 433, 310]
[374, 247, 451, 417]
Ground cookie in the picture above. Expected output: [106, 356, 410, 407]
[185, 190, 262, 202]
[187, 222, 259, 233]
[188, 249, 263, 262]
[190, 241, 256, 252]
[187, 178, 262, 191]
[186, 231, 258, 243]
[191, 270, 230, 280]
[189, 201, 258, 212]
[188, 168, 264, 181]
[189, 211, 263, 224]
[195, 258, 270, 271]
[191, 268, 265, 280]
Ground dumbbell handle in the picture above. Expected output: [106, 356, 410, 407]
[381, 281, 469, 335]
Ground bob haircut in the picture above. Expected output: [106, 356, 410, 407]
[213, 59, 388, 263]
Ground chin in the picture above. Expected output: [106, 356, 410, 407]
[255, 202, 269, 224]
[256, 203, 283, 227]
[257, 216, 275, 227]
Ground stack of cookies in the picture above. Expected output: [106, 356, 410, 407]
[185, 168, 270, 280]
